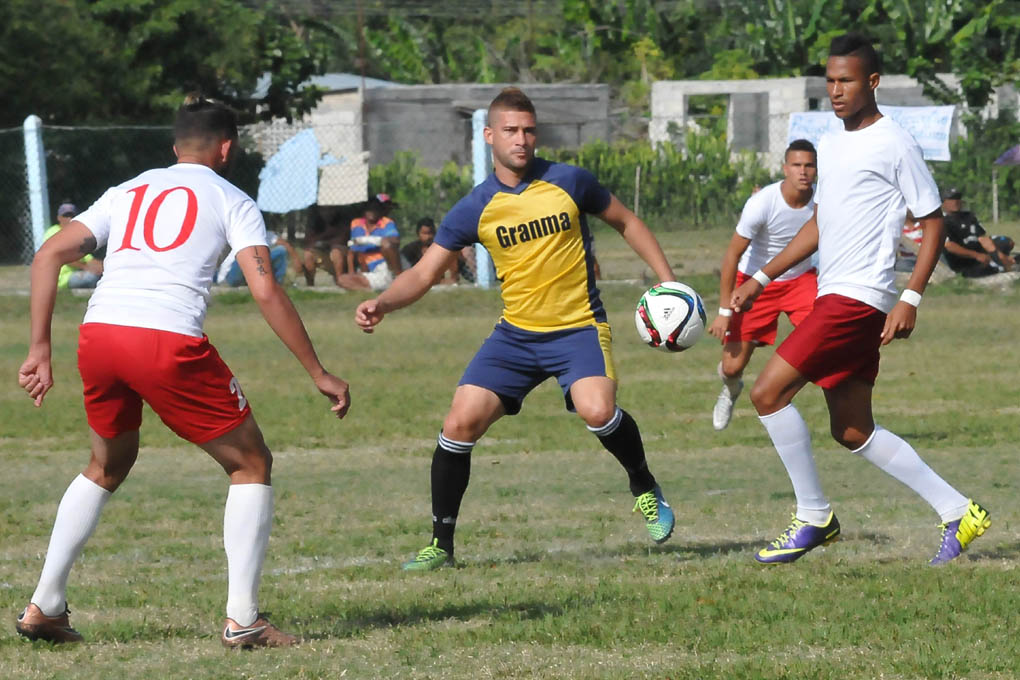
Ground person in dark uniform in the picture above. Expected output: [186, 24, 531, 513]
[941, 187, 1016, 277]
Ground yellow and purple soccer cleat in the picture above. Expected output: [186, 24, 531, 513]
[930, 500, 991, 566]
[755, 512, 840, 564]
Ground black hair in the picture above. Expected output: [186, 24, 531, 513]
[785, 139, 817, 161]
[488, 87, 536, 124]
[416, 217, 436, 232]
[174, 94, 238, 147]
[829, 33, 881, 76]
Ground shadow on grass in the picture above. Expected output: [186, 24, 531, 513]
[887, 430, 952, 443]
[968, 540, 1020, 561]
[459, 540, 764, 565]
[300, 598, 564, 640]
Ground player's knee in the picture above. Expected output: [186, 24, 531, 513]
[442, 414, 485, 442]
[578, 402, 616, 430]
[830, 426, 867, 450]
[84, 454, 137, 492]
[749, 381, 780, 415]
[235, 444, 273, 481]
[719, 359, 744, 381]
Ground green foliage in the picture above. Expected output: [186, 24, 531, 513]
[699, 49, 761, 81]
[868, 0, 1020, 109]
[368, 151, 474, 228]
[0, 0, 331, 126]
[931, 111, 1020, 221]
[366, 133, 773, 231]
[545, 131, 773, 228]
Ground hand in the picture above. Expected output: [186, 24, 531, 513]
[707, 314, 730, 342]
[86, 259, 104, 275]
[729, 279, 763, 313]
[355, 299, 385, 333]
[18, 350, 53, 407]
[974, 251, 991, 265]
[880, 301, 917, 346]
[313, 372, 351, 418]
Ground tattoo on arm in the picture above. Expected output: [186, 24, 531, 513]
[78, 235, 97, 255]
[254, 247, 268, 276]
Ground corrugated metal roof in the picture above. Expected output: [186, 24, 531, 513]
[252, 72, 401, 99]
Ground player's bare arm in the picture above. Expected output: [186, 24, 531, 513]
[881, 208, 943, 345]
[731, 208, 818, 312]
[19, 221, 99, 407]
[598, 194, 676, 283]
[708, 233, 752, 341]
[236, 245, 351, 417]
[355, 243, 459, 333]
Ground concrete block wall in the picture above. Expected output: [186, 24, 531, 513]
[364, 83, 610, 169]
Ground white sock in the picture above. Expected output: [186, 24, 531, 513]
[31, 474, 111, 616]
[852, 426, 969, 522]
[223, 484, 273, 627]
[759, 404, 831, 524]
[717, 362, 743, 395]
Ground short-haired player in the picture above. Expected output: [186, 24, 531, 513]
[356, 87, 679, 570]
[707, 140, 817, 430]
[731, 33, 990, 565]
[16, 96, 351, 646]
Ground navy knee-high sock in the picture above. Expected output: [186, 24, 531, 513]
[588, 407, 657, 496]
[431, 433, 474, 554]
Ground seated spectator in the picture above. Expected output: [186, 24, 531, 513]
[401, 217, 436, 269]
[43, 202, 103, 289]
[300, 208, 349, 286]
[895, 210, 923, 272]
[217, 231, 293, 286]
[336, 196, 401, 291]
[941, 187, 1017, 278]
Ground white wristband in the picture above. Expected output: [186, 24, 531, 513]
[899, 289, 922, 307]
[717, 307, 733, 317]
[751, 270, 772, 287]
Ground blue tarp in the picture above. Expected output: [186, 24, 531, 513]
[256, 129, 340, 213]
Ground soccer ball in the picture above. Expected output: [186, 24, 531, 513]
[635, 282, 706, 352]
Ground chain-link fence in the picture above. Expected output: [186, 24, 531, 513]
[0, 127, 31, 264]
[0, 113, 771, 269]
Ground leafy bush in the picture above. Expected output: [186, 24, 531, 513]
[368, 151, 473, 230]
[930, 111, 1020, 223]
[368, 129, 774, 232]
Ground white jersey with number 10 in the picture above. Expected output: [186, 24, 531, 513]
[76, 163, 268, 337]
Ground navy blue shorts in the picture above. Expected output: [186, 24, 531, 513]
[459, 320, 616, 415]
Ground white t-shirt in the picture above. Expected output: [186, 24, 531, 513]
[77, 163, 268, 337]
[734, 181, 815, 282]
[815, 116, 940, 313]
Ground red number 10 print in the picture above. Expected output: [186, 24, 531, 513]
[115, 184, 198, 253]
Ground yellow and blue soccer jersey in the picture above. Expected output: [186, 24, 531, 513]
[435, 158, 610, 332]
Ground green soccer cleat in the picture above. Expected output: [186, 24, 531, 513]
[401, 538, 455, 571]
[633, 485, 675, 544]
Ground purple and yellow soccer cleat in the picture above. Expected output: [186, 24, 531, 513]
[755, 512, 840, 564]
[930, 500, 991, 566]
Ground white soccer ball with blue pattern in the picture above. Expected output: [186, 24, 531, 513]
[635, 282, 706, 352]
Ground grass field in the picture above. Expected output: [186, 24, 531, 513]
[1, 225, 1019, 679]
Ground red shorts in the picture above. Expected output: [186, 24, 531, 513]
[775, 294, 886, 390]
[77, 323, 251, 443]
[727, 270, 817, 345]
